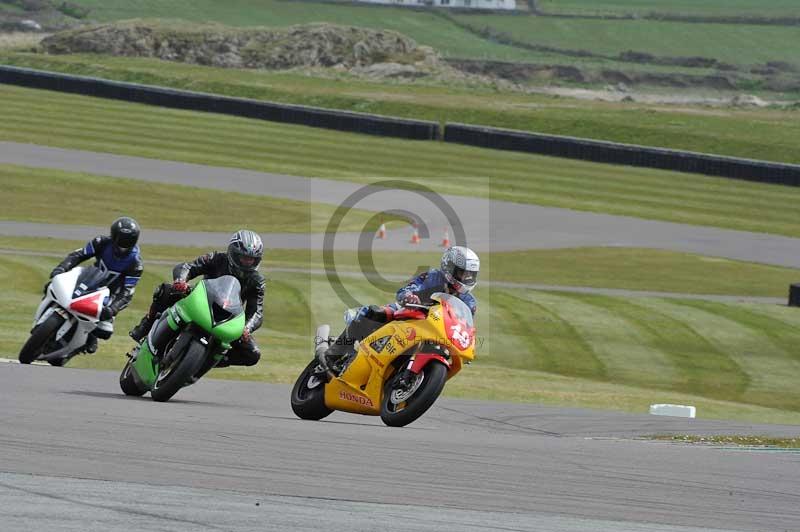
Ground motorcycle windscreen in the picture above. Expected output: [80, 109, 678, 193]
[72, 266, 110, 298]
[431, 292, 475, 354]
[204, 276, 244, 326]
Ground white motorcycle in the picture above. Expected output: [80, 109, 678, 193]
[19, 266, 111, 366]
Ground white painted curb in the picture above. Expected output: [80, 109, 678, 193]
[0, 357, 48, 366]
[649, 404, 696, 418]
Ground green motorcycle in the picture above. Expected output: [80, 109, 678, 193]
[119, 275, 245, 402]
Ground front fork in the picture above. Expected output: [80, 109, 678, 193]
[407, 343, 451, 375]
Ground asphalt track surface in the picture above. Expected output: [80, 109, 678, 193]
[2, 363, 800, 532]
[2, 142, 800, 267]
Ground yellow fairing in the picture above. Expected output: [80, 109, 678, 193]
[323, 310, 459, 415]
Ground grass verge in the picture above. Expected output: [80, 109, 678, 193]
[0, 163, 393, 234]
[3, 53, 799, 165]
[3, 85, 800, 237]
[1, 236, 798, 297]
[650, 435, 800, 447]
[2, 252, 800, 423]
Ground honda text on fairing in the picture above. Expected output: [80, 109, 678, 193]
[291, 293, 477, 427]
[119, 275, 245, 402]
[19, 266, 115, 366]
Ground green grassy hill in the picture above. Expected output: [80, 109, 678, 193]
[453, 14, 800, 68]
[67, 0, 536, 62]
[537, 0, 800, 17]
[64, 0, 800, 71]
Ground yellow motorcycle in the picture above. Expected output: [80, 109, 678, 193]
[291, 293, 476, 427]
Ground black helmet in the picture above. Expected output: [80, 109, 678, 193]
[110, 217, 140, 258]
[227, 230, 263, 275]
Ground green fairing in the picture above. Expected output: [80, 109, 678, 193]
[174, 282, 246, 347]
[133, 340, 158, 389]
[126, 277, 246, 393]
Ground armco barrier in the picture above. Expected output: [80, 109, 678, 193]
[0, 66, 439, 141]
[790, 284, 800, 307]
[444, 123, 800, 186]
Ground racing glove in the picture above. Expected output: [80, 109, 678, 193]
[49, 266, 66, 278]
[399, 292, 421, 306]
[99, 305, 115, 321]
[172, 280, 190, 294]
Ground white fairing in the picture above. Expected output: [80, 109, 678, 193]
[30, 267, 111, 363]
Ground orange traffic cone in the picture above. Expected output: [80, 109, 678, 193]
[441, 228, 451, 248]
[410, 225, 421, 244]
[376, 222, 387, 240]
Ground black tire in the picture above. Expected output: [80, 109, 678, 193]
[119, 359, 147, 397]
[380, 362, 448, 427]
[150, 338, 207, 403]
[291, 360, 333, 421]
[18, 313, 65, 364]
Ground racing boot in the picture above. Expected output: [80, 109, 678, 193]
[82, 334, 98, 354]
[129, 313, 154, 343]
[318, 336, 352, 370]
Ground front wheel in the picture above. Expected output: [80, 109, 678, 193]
[380, 362, 447, 427]
[18, 313, 65, 364]
[119, 359, 147, 396]
[151, 338, 207, 402]
[291, 360, 333, 421]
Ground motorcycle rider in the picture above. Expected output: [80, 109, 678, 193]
[320, 246, 479, 368]
[129, 230, 265, 368]
[48, 217, 143, 354]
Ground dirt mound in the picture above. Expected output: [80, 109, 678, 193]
[447, 59, 743, 90]
[40, 20, 433, 69]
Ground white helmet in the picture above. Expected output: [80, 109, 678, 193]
[441, 246, 480, 294]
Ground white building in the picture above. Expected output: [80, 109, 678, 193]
[356, 0, 517, 11]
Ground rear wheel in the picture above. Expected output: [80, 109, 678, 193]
[19, 313, 65, 364]
[291, 360, 333, 421]
[151, 338, 207, 402]
[380, 362, 447, 427]
[119, 359, 147, 396]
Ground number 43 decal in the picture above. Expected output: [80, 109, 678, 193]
[450, 324, 471, 349]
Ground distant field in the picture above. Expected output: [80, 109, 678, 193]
[454, 14, 800, 68]
[66, 0, 537, 62]
[3, 253, 799, 423]
[0, 1, 25, 14]
[65, 0, 800, 71]
[3, 84, 800, 237]
[537, 0, 800, 17]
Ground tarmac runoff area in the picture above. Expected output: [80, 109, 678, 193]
[1, 363, 799, 532]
